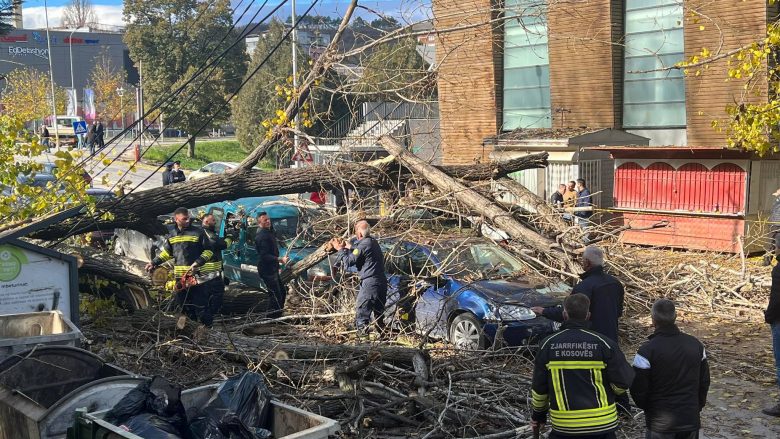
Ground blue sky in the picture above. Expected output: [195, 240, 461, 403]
[22, 1, 431, 29]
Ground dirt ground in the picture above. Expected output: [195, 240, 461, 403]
[615, 312, 780, 439]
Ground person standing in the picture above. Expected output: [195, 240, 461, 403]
[145, 207, 214, 325]
[763, 258, 780, 416]
[631, 299, 710, 438]
[530, 294, 634, 438]
[86, 122, 96, 155]
[170, 161, 186, 184]
[200, 214, 228, 326]
[332, 220, 387, 337]
[532, 245, 624, 342]
[254, 212, 288, 318]
[550, 184, 565, 208]
[41, 125, 51, 151]
[162, 162, 174, 186]
[563, 180, 577, 223]
[95, 120, 105, 150]
[575, 178, 594, 228]
[763, 187, 780, 266]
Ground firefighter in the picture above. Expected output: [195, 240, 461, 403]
[530, 293, 634, 438]
[145, 207, 214, 324]
[331, 219, 387, 338]
[201, 214, 229, 326]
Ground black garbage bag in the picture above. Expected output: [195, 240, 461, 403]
[123, 413, 184, 439]
[105, 376, 192, 439]
[190, 372, 272, 439]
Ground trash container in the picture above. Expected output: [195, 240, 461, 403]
[0, 311, 82, 362]
[70, 384, 341, 439]
[0, 346, 143, 439]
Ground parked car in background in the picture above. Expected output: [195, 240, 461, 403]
[41, 163, 93, 187]
[44, 115, 84, 146]
[369, 237, 569, 350]
[187, 162, 240, 181]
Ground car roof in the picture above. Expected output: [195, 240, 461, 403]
[200, 196, 301, 218]
[206, 162, 240, 167]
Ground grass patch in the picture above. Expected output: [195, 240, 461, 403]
[144, 140, 248, 170]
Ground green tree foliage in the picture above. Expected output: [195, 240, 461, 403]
[0, 0, 20, 36]
[0, 115, 94, 222]
[355, 37, 434, 102]
[123, 0, 248, 157]
[1, 68, 68, 123]
[231, 21, 303, 153]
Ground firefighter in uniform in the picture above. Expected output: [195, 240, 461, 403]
[331, 219, 387, 337]
[531, 294, 634, 438]
[146, 207, 214, 324]
[201, 214, 229, 326]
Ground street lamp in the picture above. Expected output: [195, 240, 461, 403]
[116, 87, 125, 131]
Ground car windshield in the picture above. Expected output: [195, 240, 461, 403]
[58, 118, 78, 126]
[246, 216, 301, 243]
[435, 242, 524, 279]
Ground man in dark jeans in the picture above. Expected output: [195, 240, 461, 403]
[630, 299, 710, 438]
[763, 259, 780, 416]
[254, 212, 288, 318]
[764, 187, 780, 266]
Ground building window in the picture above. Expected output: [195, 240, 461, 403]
[503, 0, 551, 130]
[623, 0, 686, 128]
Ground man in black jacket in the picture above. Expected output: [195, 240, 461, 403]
[162, 162, 174, 186]
[630, 299, 710, 438]
[764, 187, 780, 266]
[763, 261, 780, 416]
[254, 212, 288, 318]
[170, 161, 186, 184]
[531, 294, 634, 438]
[201, 214, 228, 326]
[532, 245, 625, 342]
[550, 184, 565, 208]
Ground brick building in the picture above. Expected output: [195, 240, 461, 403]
[433, 0, 780, 252]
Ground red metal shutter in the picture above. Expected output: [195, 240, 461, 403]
[645, 162, 675, 210]
[614, 162, 643, 208]
[710, 163, 746, 213]
[674, 163, 708, 211]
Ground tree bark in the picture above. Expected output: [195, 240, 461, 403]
[379, 137, 578, 272]
[32, 154, 548, 240]
[187, 137, 195, 158]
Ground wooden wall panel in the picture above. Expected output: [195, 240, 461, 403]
[433, 0, 501, 164]
[684, 0, 770, 146]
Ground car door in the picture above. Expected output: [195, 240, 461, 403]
[400, 243, 449, 338]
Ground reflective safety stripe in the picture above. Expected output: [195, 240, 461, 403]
[158, 249, 172, 261]
[593, 369, 608, 408]
[550, 404, 618, 433]
[550, 368, 567, 410]
[200, 250, 213, 261]
[547, 361, 606, 370]
[550, 404, 616, 419]
[169, 236, 199, 243]
[531, 389, 549, 411]
[550, 411, 617, 427]
[173, 266, 192, 275]
[200, 261, 223, 273]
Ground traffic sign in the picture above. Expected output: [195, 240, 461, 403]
[72, 120, 87, 135]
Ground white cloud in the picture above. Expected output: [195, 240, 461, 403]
[22, 5, 125, 30]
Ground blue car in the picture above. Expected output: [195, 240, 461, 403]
[378, 237, 570, 350]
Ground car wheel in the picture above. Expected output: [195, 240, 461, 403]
[449, 313, 486, 350]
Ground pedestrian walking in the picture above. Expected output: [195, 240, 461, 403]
[530, 293, 634, 438]
[162, 162, 174, 186]
[254, 212, 288, 318]
[331, 219, 387, 337]
[550, 183, 565, 208]
[575, 178, 594, 231]
[40, 125, 51, 151]
[763, 257, 780, 416]
[532, 245, 625, 341]
[170, 161, 186, 184]
[200, 214, 228, 326]
[763, 186, 780, 266]
[95, 120, 105, 150]
[86, 122, 96, 155]
[630, 299, 710, 438]
[145, 207, 214, 325]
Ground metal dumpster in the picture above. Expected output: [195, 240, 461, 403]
[0, 346, 143, 439]
[0, 311, 82, 362]
[69, 383, 341, 439]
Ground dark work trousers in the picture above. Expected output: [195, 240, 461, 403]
[549, 432, 616, 439]
[646, 431, 699, 439]
[355, 277, 387, 333]
[176, 283, 210, 325]
[202, 276, 224, 326]
[767, 226, 780, 255]
[261, 272, 285, 318]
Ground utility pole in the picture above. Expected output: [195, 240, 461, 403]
[43, 0, 60, 149]
[291, 0, 300, 159]
[138, 61, 144, 150]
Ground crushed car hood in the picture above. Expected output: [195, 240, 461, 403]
[468, 279, 568, 308]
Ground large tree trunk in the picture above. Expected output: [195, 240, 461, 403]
[379, 137, 579, 272]
[187, 137, 195, 158]
[32, 153, 548, 240]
